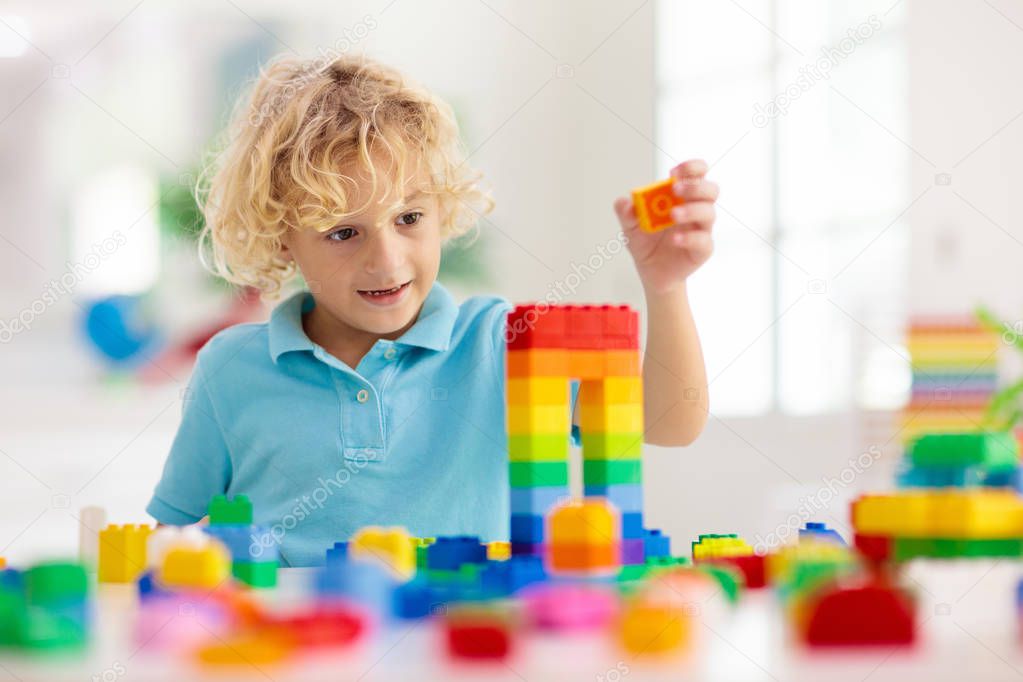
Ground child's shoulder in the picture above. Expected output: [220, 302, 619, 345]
[192, 320, 271, 372]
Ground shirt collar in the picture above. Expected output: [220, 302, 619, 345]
[268, 281, 460, 363]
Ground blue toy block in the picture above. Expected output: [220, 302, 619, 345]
[0, 569, 22, 591]
[621, 512, 644, 539]
[315, 561, 393, 615]
[479, 555, 546, 597]
[426, 536, 487, 571]
[510, 486, 568, 515]
[642, 529, 670, 559]
[392, 580, 441, 619]
[799, 522, 846, 546]
[136, 571, 171, 601]
[983, 466, 1022, 490]
[325, 541, 349, 567]
[1017, 577, 1023, 610]
[510, 514, 545, 543]
[583, 483, 643, 513]
[204, 524, 278, 562]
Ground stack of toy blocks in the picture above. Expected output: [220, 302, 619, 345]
[691, 533, 767, 589]
[854, 432, 1023, 561]
[900, 316, 999, 445]
[204, 494, 278, 588]
[506, 303, 646, 566]
[98, 524, 153, 583]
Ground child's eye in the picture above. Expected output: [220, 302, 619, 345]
[397, 211, 423, 226]
[327, 227, 356, 242]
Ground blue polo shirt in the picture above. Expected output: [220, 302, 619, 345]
[146, 282, 521, 567]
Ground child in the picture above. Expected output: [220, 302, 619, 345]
[146, 54, 717, 567]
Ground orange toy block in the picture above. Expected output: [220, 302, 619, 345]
[632, 178, 683, 233]
[506, 349, 568, 377]
[548, 499, 620, 544]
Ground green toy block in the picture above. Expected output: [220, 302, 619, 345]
[894, 537, 1023, 560]
[509, 461, 568, 488]
[232, 561, 277, 588]
[508, 434, 569, 461]
[208, 494, 253, 525]
[15, 607, 87, 651]
[0, 587, 26, 645]
[24, 562, 89, 605]
[645, 555, 691, 569]
[415, 538, 436, 569]
[696, 564, 742, 604]
[582, 459, 642, 486]
[581, 433, 642, 459]
[909, 432, 1019, 471]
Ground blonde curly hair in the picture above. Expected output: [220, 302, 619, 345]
[195, 53, 493, 299]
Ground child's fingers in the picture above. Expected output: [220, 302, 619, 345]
[673, 179, 719, 203]
[672, 229, 714, 257]
[670, 201, 716, 229]
[670, 159, 709, 180]
[613, 196, 639, 231]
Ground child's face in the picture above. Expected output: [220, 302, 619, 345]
[281, 160, 443, 340]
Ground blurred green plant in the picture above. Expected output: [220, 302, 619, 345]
[976, 306, 1023, 431]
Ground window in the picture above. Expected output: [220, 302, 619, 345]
[655, 0, 910, 416]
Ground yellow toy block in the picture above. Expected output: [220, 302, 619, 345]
[579, 403, 643, 433]
[98, 524, 153, 583]
[158, 542, 231, 590]
[507, 377, 570, 406]
[853, 491, 1023, 538]
[619, 599, 689, 655]
[487, 541, 511, 561]
[350, 526, 416, 579]
[507, 404, 571, 435]
[196, 631, 293, 667]
[0, 557, 5, 569]
[548, 498, 620, 544]
[632, 178, 683, 234]
[692, 535, 753, 560]
[579, 377, 643, 406]
[852, 494, 931, 537]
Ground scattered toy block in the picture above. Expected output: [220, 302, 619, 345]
[426, 537, 488, 572]
[619, 599, 689, 655]
[98, 524, 153, 583]
[444, 607, 512, 660]
[800, 522, 846, 546]
[800, 580, 916, 646]
[158, 542, 231, 590]
[349, 526, 416, 579]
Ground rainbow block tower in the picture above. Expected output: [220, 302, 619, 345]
[505, 304, 646, 565]
[900, 316, 999, 444]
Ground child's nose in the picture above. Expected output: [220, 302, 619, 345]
[362, 228, 406, 276]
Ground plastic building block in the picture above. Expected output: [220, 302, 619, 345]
[204, 524, 278, 563]
[232, 561, 278, 588]
[426, 537, 488, 571]
[259, 604, 364, 649]
[507, 377, 571, 405]
[195, 631, 293, 667]
[326, 541, 348, 566]
[507, 404, 571, 434]
[98, 524, 153, 583]
[799, 522, 846, 546]
[893, 537, 1023, 560]
[632, 177, 683, 233]
[24, 562, 88, 605]
[147, 525, 209, 568]
[510, 541, 545, 557]
[392, 580, 445, 619]
[621, 539, 646, 565]
[208, 494, 253, 526]
[910, 431, 1018, 470]
[549, 499, 619, 544]
[691, 534, 753, 560]
[508, 433, 570, 462]
[583, 484, 643, 513]
[580, 433, 643, 460]
[579, 403, 643, 433]
[77, 505, 106, 567]
[697, 553, 766, 589]
[767, 541, 857, 601]
[521, 583, 618, 630]
[642, 529, 671, 559]
[853, 533, 893, 562]
[479, 555, 546, 597]
[621, 512, 644, 539]
[799, 580, 916, 646]
[852, 490, 1023, 538]
[509, 461, 569, 487]
[486, 541, 511, 561]
[316, 560, 394, 615]
[550, 544, 620, 573]
[444, 608, 512, 660]
[619, 599, 689, 655]
[349, 526, 416, 580]
[582, 459, 642, 486]
[510, 514, 545, 544]
[510, 486, 569, 516]
[158, 543, 231, 590]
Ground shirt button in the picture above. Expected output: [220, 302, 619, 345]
[356, 389, 369, 403]
[384, 347, 397, 360]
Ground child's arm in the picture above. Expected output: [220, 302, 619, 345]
[570, 159, 717, 447]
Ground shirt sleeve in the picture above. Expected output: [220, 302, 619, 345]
[145, 355, 232, 525]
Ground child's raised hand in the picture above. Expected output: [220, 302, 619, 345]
[615, 159, 718, 295]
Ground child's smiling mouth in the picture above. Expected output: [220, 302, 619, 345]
[357, 280, 412, 306]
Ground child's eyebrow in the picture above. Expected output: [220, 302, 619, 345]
[401, 191, 426, 204]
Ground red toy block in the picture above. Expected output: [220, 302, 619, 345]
[506, 305, 568, 350]
[601, 305, 639, 349]
[801, 581, 916, 646]
[697, 553, 767, 589]
[853, 533, 893, 563]
[261, 605, 365, 648]
[445, 617, 511, 660]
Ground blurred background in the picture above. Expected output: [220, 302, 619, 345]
[1, 0, 1021, 561]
